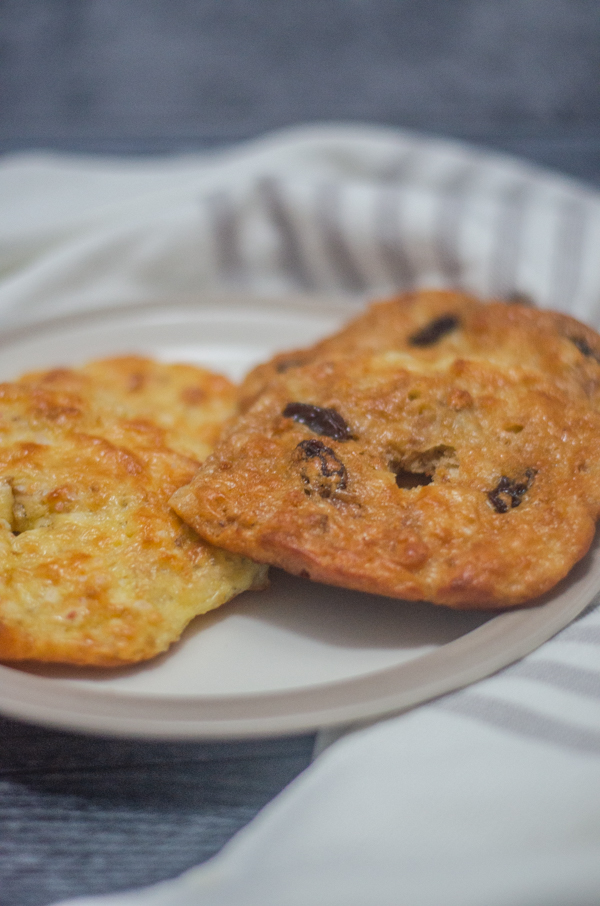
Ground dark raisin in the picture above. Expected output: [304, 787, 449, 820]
[276, 357, 305, 374]
[505, 292, 535, 307]
[488, 477, 512, 514]
[283, 402, 354, 441]
[569, 335, 600, 364]
[409, 314, 460, 347]
[488, 469, 536, 513]
[293, 438, 348, 498]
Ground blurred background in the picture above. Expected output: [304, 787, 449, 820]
[2, 0, 599, 184]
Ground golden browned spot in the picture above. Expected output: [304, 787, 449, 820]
[39, 369, 74, 384]
[127, 372, 146, 392]
[37, 404, 82, 422]
[446, 388, 473, 410]
[15, 442, 46, 459]
[47, 485, 77, 512]
[180, 386, 207, 406]
[397, 538, 430, 569]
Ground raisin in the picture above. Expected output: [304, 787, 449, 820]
[293, 438, 348, 498]
[488, 469, 536, 513]
[409, 314, 460, 347]
[505, 292, 535, 307]
[276, 357, 306, 373]
[569, 335, 600, 364]
[283, 402, 354, 441]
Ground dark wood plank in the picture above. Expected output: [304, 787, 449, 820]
[0, 715, 315, 906]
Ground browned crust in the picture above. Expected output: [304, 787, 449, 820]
[239, 290, 600, 411]
[0, 357, 266, 666]
[173, 292, 600, 609]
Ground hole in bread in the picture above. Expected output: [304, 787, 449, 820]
[0, 480, 63, 535]
[504, 424, 524, 434]
[11, 501, 27, 534]
[390, 445, 457, 490]
[0, 482, 15, 531]
[394, 468, 433, 489]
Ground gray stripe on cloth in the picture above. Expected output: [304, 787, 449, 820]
[258, 177, 315, 290]
[374, 185, 417, 290]
[548, 194, 588, 310]
[508, 660, 600, 701]
[488, 180, 531, 299]
[373, 149, 419, 290]
[434, 162, 480, 288]
[315, 181, 367, 293]
[437, 692, 600, 757]
[206, 190, 247, 283]
[376, 147, 423, 184]
[558, 624, 600, 646]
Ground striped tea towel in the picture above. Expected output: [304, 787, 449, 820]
[1, 124, 600, 906]
[2, 124, 600, 324]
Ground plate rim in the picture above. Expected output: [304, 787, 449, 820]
[0, 296, 596, 740]
[0, 292, 365, 350]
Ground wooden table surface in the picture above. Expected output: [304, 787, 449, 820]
[0, 715, 315, 905]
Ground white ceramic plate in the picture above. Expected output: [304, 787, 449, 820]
[0, 296, 598, 740]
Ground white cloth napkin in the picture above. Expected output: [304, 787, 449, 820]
[2, 124, 600, 906]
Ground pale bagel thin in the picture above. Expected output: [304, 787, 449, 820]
[0, 356, 267, 666]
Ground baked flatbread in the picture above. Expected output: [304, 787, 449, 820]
[0, 357, 266, 666]
[172, 293, 600, 609]
[240, 290, 600, 410]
